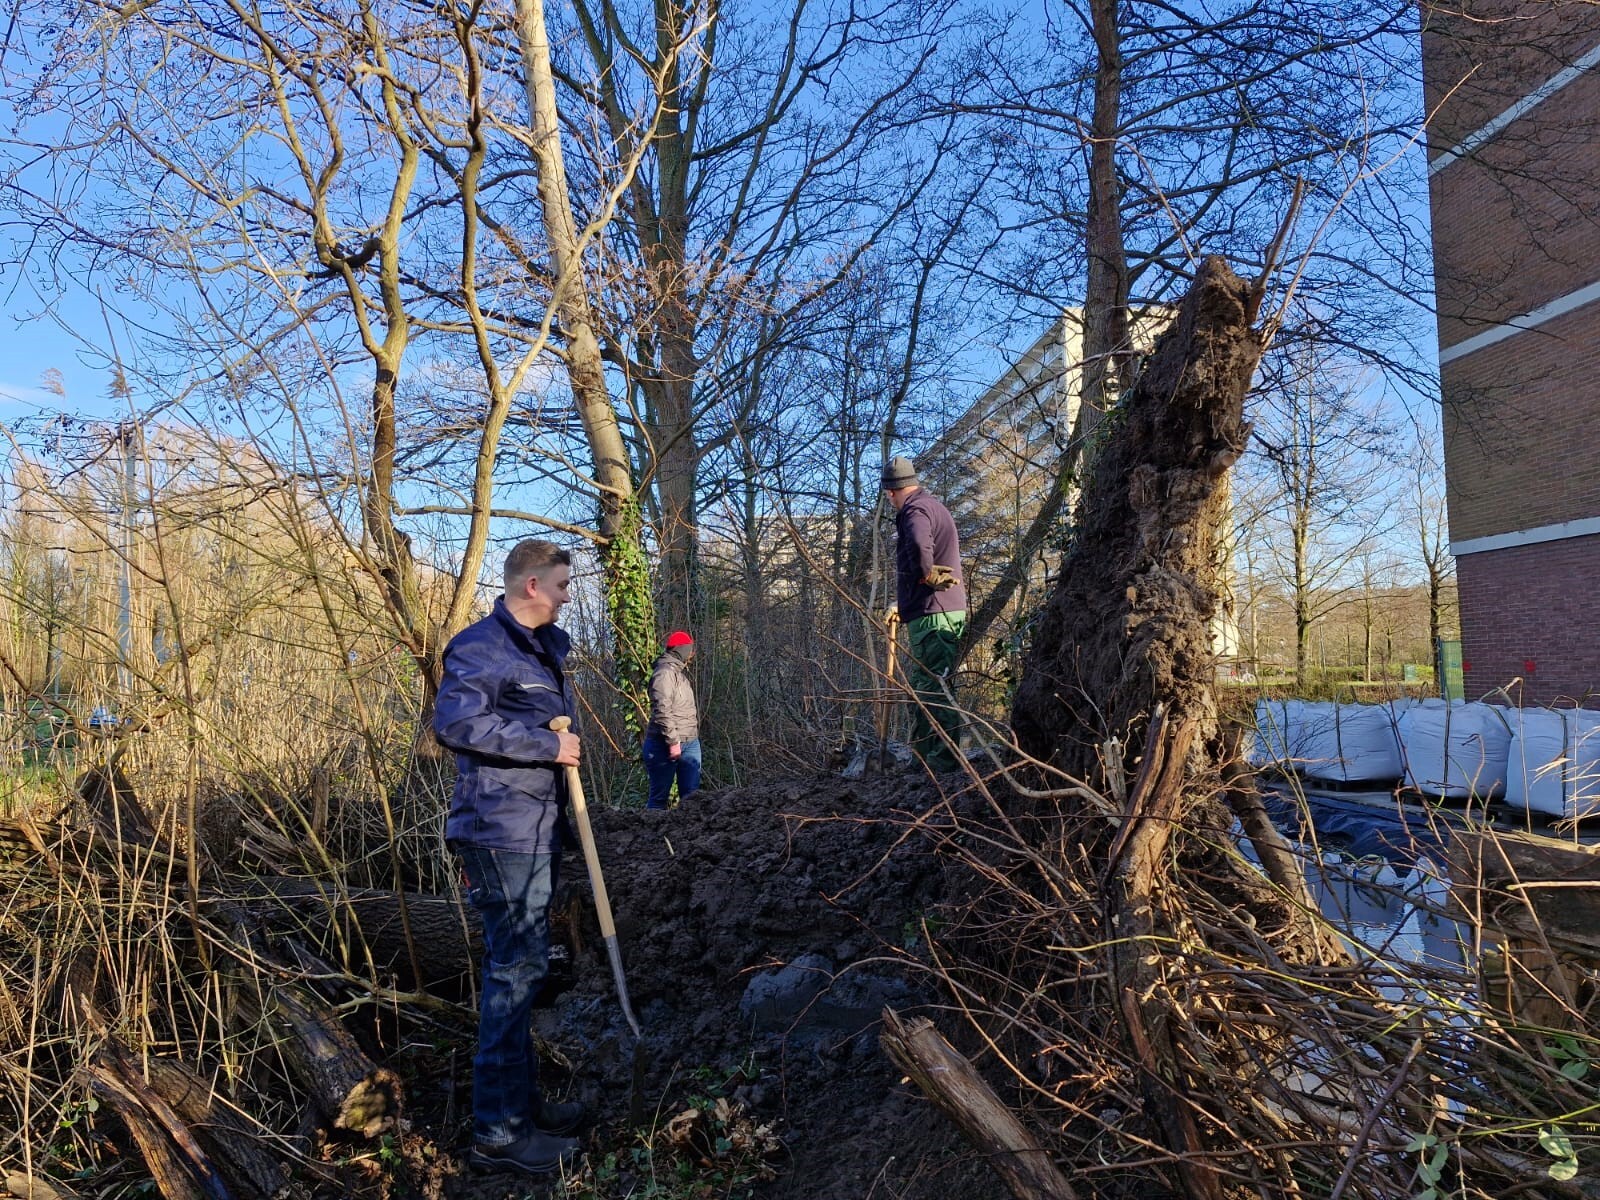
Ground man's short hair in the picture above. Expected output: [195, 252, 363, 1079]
[504, 538, 572, 589]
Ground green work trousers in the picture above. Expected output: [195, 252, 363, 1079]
[906, 610, 965, 773]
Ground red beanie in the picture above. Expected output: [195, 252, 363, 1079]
[666, 630, 694, 649]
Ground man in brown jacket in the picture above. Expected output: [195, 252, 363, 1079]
[643, 630, 700, 808]
[882, 455, 966, 773]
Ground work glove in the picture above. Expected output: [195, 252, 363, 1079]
[924, 564, 957, 591]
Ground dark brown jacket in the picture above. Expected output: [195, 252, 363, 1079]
[894, 488, 967, 620]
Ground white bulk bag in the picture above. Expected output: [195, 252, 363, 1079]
[1251, 699, 1301, 769]
[1565, 711, 1600, 820]
[1249, 699, 1281, 766]
[1309, 702, 1408, 783]
[1293, 701, 1342, 777]
[1507, 709, 1570, 816]
[1398, 700, 1512, 799]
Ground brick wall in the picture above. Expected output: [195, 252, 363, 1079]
[1428, 66, 1600, 346]
[1441, 302, 1600, 541]
[1423, 1, 1600, 155]
[1457, 533, 1600, 703]
[1425, 4, 1600, 702]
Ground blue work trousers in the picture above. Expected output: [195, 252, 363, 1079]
[455, 844, 560, 1147]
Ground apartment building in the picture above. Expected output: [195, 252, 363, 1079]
[1422, 1, 1600, 703]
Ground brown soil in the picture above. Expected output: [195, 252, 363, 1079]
[396, 770, 1002, 1200]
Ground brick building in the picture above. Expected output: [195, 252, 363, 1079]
[1423, 1, 1600, 703]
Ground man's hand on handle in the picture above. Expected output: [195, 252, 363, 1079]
[549, 716, 582, 765]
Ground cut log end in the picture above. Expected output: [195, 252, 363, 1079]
[336, 1069, 404, 1137]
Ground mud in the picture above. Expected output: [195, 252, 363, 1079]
[417, 770, 1000, 1200]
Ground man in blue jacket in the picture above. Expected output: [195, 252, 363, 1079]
[882, 456, 967, 773]
[434, 538, 586, 1176]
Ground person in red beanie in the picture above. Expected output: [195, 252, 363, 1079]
[643, 630, 701, 808]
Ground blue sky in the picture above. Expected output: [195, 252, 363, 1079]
[1, 0, 1444, 507]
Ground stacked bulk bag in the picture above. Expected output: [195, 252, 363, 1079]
[1290, 701, 1340, 777]
[1250, 699, 1303, 770]
[1506, 708, 1570, 816]
[1307, 700, 1410, 783]
[1397, 700, 1513, 799]
[1508, 709, 1600, 820]
[1572, 712, 1600, 818]
[1250, 699, 1410, 783]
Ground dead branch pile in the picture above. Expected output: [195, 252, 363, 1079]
[0, 764, 476, 1200]
[894, 259, 1600, 1199]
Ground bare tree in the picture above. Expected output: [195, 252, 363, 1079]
[1, 0, 678, 723]
[1406, 415, 1456, 656]
[949, 0, 1430, 661]
[547, 0, 958, 624]
[1241, 337, 1395, 686]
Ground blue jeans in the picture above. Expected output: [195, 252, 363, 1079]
[642, 734, 701, 809]
[455, 844, 559, 1147]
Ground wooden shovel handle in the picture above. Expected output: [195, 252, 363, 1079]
[547, 717, 617, 940]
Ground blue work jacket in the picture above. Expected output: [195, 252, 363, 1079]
[435, 598, 577, 853]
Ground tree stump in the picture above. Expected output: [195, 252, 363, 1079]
[1012, 255, 1262, 781]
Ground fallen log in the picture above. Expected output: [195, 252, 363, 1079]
[227, 879, 478, 989]
[880, 1006, 1078, 1200]
[142, 1059, 298, 1200]
[236, 979, 401, 1137]
[84, 1047, 231, 1200]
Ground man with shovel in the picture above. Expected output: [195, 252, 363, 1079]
[435, 538, 587, 1177]
[882, 455, 967, 774]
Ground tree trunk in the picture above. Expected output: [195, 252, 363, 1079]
[1010, 258, 1353, 1196]
[1103, 717, 1226, 1200]
[513, 0, 655, 716]
[1012, 257, 1261, 781]
[1429, 574, 1443, 656]
[1364, 606, 1374, 680]
[958, 0, 1130, 665]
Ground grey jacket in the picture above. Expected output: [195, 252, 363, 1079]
[647, 651, 699, 744]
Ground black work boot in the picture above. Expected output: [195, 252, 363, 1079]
[534, 1096, 588, 1136]
[469, 1130, 580, 1176]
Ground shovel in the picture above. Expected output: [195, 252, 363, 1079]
[549, 716, 641, 1041]
[876, 611, 900, 773]
[551, 716, 650, 1125]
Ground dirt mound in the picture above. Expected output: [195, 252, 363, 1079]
[447, 770, 997, 1198]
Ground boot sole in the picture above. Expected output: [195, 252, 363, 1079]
[468, 1148, 575, 1176]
